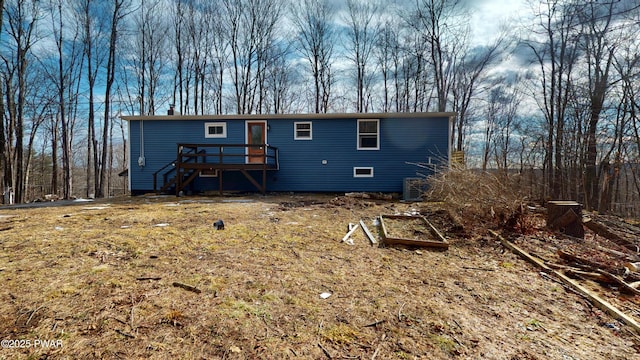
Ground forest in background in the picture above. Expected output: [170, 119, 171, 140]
[1, 0, 640, 215]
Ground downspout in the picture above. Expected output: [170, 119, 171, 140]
[127, 119, 132, 193]
[449, 114, 455, 169]
[138, 120, 145, 167]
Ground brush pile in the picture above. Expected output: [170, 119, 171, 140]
[423, 168, 532, 232]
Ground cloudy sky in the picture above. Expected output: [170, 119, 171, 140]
[361, 0, 529, 43]
[468, 0, 529, 43]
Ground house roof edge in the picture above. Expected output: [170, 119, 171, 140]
[121, 111, 457, 121]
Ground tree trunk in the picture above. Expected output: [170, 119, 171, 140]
[97, 0, 125, 198]
[50, 116, 58, 196]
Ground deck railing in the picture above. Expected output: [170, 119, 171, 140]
[176, 143, 279, 170]
[153, 143, 279, 194]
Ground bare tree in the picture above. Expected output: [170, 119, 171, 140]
[578, 0, 622, 211]
[206, 4, 228, 115]
[485, 79, 522, 171]
[42, 0, 85, 199]
[0, 0, 6, 202]
[526, 0, 581, 199]
[132, 0, 168, 116]
[610, 22, 640, 213]
[77, 0, 110, 198]
[171, 0, 194, 115]
[291, 0, 336, 113]
[392, 32, 429, 112]
[222, 0, 284, 114]
[171, 1, 227, 115]
[412, 0, 468, 113]
[23, 77, 54, 199]
[451, 36, 507, 152]
[344, 0, 380, 113]
[262, 44, 296, 114]
[1, 0, 42, 203]
[96, 0, 131, 198]
[375, 20, 402, 113]
[184, 1, 211, 115]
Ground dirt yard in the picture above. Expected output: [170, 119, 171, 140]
[0, 194, 638, 359]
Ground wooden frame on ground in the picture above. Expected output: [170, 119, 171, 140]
[379, 214, 449, 249]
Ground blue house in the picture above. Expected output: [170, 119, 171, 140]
[121, 112, 454, 196]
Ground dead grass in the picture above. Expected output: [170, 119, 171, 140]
[0, 194, 638, 359]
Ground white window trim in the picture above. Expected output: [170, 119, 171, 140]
[199, 169, 219, 177]
[353, 167, 374, 178]
[205, 122, 227, 138]
[294, 121, 313, 140]
[357, 119, 380, 150]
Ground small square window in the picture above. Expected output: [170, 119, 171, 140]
[357, 119, 379, 150]
[353, 167, 374, 178]
[199, 169, 219, 177]
[294, 122, 312, 140]
[205, 122, 227, 138]
[209, 127, 223, 135]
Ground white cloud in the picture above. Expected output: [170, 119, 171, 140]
[469, 0, 529, 44]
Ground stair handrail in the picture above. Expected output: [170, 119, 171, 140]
[153, 147, 203, 192]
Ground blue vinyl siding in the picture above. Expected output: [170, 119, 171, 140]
[128, 114, 451, 193]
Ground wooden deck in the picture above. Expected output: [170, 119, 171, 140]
[153, 143, 279, 195]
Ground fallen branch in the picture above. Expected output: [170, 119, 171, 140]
[364, 319, 385, 327]
[111, 317, 127, 325]
[490, 230, 640, 335]
[445, 208, 465, 232]
[317, 343, 332, 359]
[583, 217, 625, 243]
[26, 305, 46, 326]
[398, 303, 406, 321]
[136, 276, 162, 281]
[345, 192, 392, 200]
[546, 263, 611, 283]
[625, 271, 640, 283]
[584, 217, 638, 251]
[624, 262, 640, 272]
[461, 266, 496, 271]
[371, 344, 381, 360]
[595, 269, 640, 296]
[130, 294, 136, 332]
[597, 246, 640, 262]
[172, 282, 201, 294]
[557, 249, 613, 272]
[115, 329, 135, 339]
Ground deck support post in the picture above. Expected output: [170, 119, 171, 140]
[219, 170, 223, 196]
[239, 169, 266, 194]
[262, 167, 267, 195]
[175, 145, 182, 196]
[159, 144, 277, 196]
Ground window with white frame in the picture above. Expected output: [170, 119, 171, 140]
[205, 122, 227, 138]
[294, 121, 312, 140]
[353, 167, 374, 178]
[357, 119, 379, 150]
[199, 169, 219, 177]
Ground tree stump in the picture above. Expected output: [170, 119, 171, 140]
[547, 201, 584, 238]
